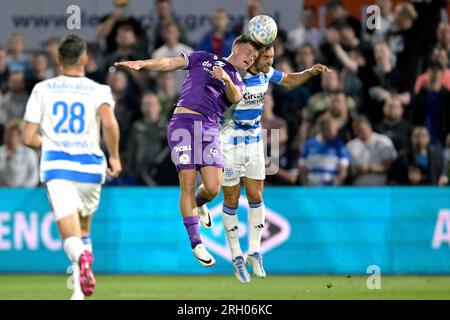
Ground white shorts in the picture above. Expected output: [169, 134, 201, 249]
[220, 138, 265, 187]
[45, 179, 101, 221]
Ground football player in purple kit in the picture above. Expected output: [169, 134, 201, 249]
[115, 35, 260, 267]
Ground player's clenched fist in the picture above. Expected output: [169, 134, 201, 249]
[308, 64, 332, 76]
[211, 67, 232, 83]
[107, 157, 122, 178]
[114, 60, 144, 71]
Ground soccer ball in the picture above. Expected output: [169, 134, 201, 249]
[247, 15, 278, 46]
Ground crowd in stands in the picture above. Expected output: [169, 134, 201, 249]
[1, 0, 450, 187]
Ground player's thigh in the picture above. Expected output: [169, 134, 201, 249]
[75, 183, 102, 218]
[244, 141, 266, 182]
[221, 140, 245, 188]
[243, 142, 265, 203]
[46, 179, 83, 221]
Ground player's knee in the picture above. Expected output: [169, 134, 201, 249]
[247, 190, 263, 204]
[223, 189, 240, 208]
[204, 182, 221, 198]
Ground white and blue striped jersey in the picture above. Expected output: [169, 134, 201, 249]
[220, 67, 284, 143]
[300, 137, 350, 186]
[24, 75, 115, 184]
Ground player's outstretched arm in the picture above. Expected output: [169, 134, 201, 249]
[99, 103, 122, 178]
[114, 56, 186, 72]
[22, 122, 42, 150]
[280, 64, 332, 90]
[211, 67, 242, 104]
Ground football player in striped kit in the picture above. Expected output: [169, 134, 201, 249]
[196, 45, 331, 283]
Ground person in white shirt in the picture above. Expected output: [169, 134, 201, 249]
[22, 34, 121, 300]
[287, 5, 323, 54]
[0, 119, 39, 187]
[152, 22, 193, 92]
[346, 115, 397, 186]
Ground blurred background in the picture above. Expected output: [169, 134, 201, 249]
[0, 0, 450, 276]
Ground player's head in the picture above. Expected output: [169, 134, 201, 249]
[230, 35, 260, 70]
[58, 34, 88, 69]
[253, 45, 274, 73]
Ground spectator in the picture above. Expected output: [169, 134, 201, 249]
[365, 0, 394, 44]
[436, 22, 450, 58]
[126, 92, 167, 185]
[311, 90, 355, 144]
[104, 24, 147, 92]
[271, 58, 302, 144]
[261, 93, 289, 150]
[26, 51, 52, 93]
[153, 21, 193, 93]
[323, 22, 374, 74]
[339, 41, 410, 124]
[42, 37, 61, 77]
[287, 5, 323, 54]
[0, 119, 39, 187]
[442, 133, 450, 185]
[375, 97, 413, 154]
[325, 0, 362, 39]
[347, 115, 397, 186]
[233, 0, 264, 36]
[0, 46, 9, 93]
[386, 2, 419, 91]
[96, 0, 147, 55]
[412, 62, 450, 147]
[198, 9, 236, 58]
[0, 72, 29, 125]
[414, 48, 450, 94]
[156, 71, 178, 116]
[294, 44, 321, 95]
[106, 69, 140, 152]
[261, 93, 295, 185]
[296, 72, 356, 150]
[390, 126, 446, 186]
[6, 33, 31, 77]
[299, 116, 349, 186]
[86, 43, 106, 84]
[146, 0, 189, 54]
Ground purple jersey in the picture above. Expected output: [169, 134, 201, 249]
[177, 51, 244, 122]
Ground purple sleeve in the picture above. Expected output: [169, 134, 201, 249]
[232, 72, 245, 91]
[181, 51, 207, 70]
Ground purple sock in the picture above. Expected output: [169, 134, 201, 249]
[183, 216, 202, 249]
[195, 193, 210, 207]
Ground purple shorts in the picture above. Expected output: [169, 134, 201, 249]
[167, 113, 224, 171]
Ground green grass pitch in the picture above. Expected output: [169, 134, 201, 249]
[0, 275, 449, 300]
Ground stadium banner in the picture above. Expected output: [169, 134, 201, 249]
[0, 0, 303, 50]
[0, 187, 449, 274]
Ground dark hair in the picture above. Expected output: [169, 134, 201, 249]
[58, 34, 87, 66]
[260, 44, 274, 52]
[353, 115, 372, 128]
[326, 0, 343, 9]
[232, 35, 262, 51]
[427, 59, 444, 71]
